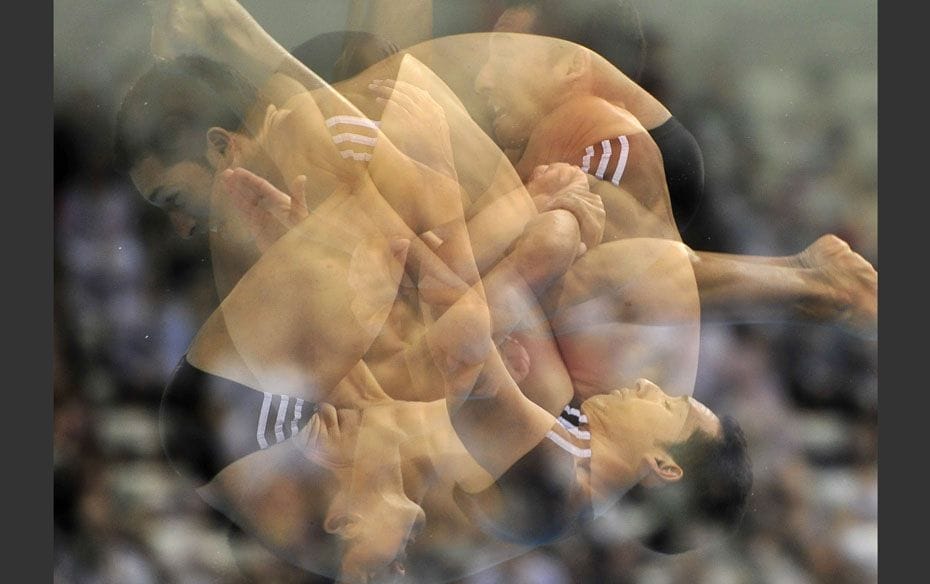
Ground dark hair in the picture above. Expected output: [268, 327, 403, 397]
[628, 415, 753, 554]
[290, 30, 399, 84]
[501, 0, 647, 81]
[114, 55, 258, 174]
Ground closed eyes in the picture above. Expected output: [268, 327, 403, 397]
[147, 187, 180, 209]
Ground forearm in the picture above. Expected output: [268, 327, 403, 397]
[689, 251, 822, 322]
[695, 250, 796, 266]
[479, 209, 581, 337]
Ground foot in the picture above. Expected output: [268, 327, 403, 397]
[796, 235, 877, 339]
[148, 0, 264, 62]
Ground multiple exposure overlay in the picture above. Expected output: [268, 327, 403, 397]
[54, 1, 877, 582]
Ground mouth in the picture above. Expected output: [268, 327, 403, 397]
[357, 549, 408, 583]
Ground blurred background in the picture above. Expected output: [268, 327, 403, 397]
[54, 1, 877, 582]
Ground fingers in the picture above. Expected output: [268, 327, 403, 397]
[369, 78, 437, 116]
[543, 193, 605, 251]
[225, 167, 296, 220]
[224, 167, 288, 205]
[289, 174, 309, 221]
[529, 164, 552, 182]
[222, 167, 298, 250]
[526, 163, 587, 198]
[318, 403, 339, 440]
[307, 413, 321, 445]
[530, 163, 605, 250]
[223, 168, 265, 220]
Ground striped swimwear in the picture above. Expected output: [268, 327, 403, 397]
[545, 404, 592, 459]
[159, 357, 316, 487]
[579, 135, 631, 187]
[325, 115, 380, 163]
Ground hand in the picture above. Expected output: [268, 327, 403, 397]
[222, 167, 309, 252]
[300, 403, 362, 467]
[369, 78, 456, 177]
[527, 163, 606, 255]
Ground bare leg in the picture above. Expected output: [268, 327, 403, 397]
[541, 238, 701, 398]
[593, 156, 876, 337]
[691, 235, 877, 337]
[406, 252, 559, 479]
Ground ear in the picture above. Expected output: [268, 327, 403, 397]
[205, 127, 235, 170]
[323, 509, 363, 538]
[640, 453, 683, 488]
[556, 46, 591, 83]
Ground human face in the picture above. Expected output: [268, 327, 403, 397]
[582, 379, 721, 490]
[337, 497, 425, 584]
[129, 155, 215, 238]
[309, 404, 425, 583]
[474, 8, 557, 150]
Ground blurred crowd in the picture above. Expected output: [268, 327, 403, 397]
[53, 16, 876, 584]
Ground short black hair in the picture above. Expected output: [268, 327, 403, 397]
[628, 415, 753, 554]
[290, 30, 399, 84]
[501, 0, 647, 80]
[114, 55, 258, 174]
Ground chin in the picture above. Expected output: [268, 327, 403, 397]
[494, 134, 526, 152]
[579, 399, 602, 426]
[492, 123, 529, 152]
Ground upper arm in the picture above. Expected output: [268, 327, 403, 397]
[566, 102, 678, 240]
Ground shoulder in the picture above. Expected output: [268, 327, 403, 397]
[530, 96, 649, 155]
[561, 96, 648, 142]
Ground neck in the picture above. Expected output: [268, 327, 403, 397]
[579, 403, 641, 513]
[585, 470, 632, 514]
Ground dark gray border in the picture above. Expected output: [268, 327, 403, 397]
[878, 1, 915, 580]
[15, 0, 53, 580]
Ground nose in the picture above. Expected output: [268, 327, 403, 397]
[634, 378, 663, 398]
[167, 210, 196, 238]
